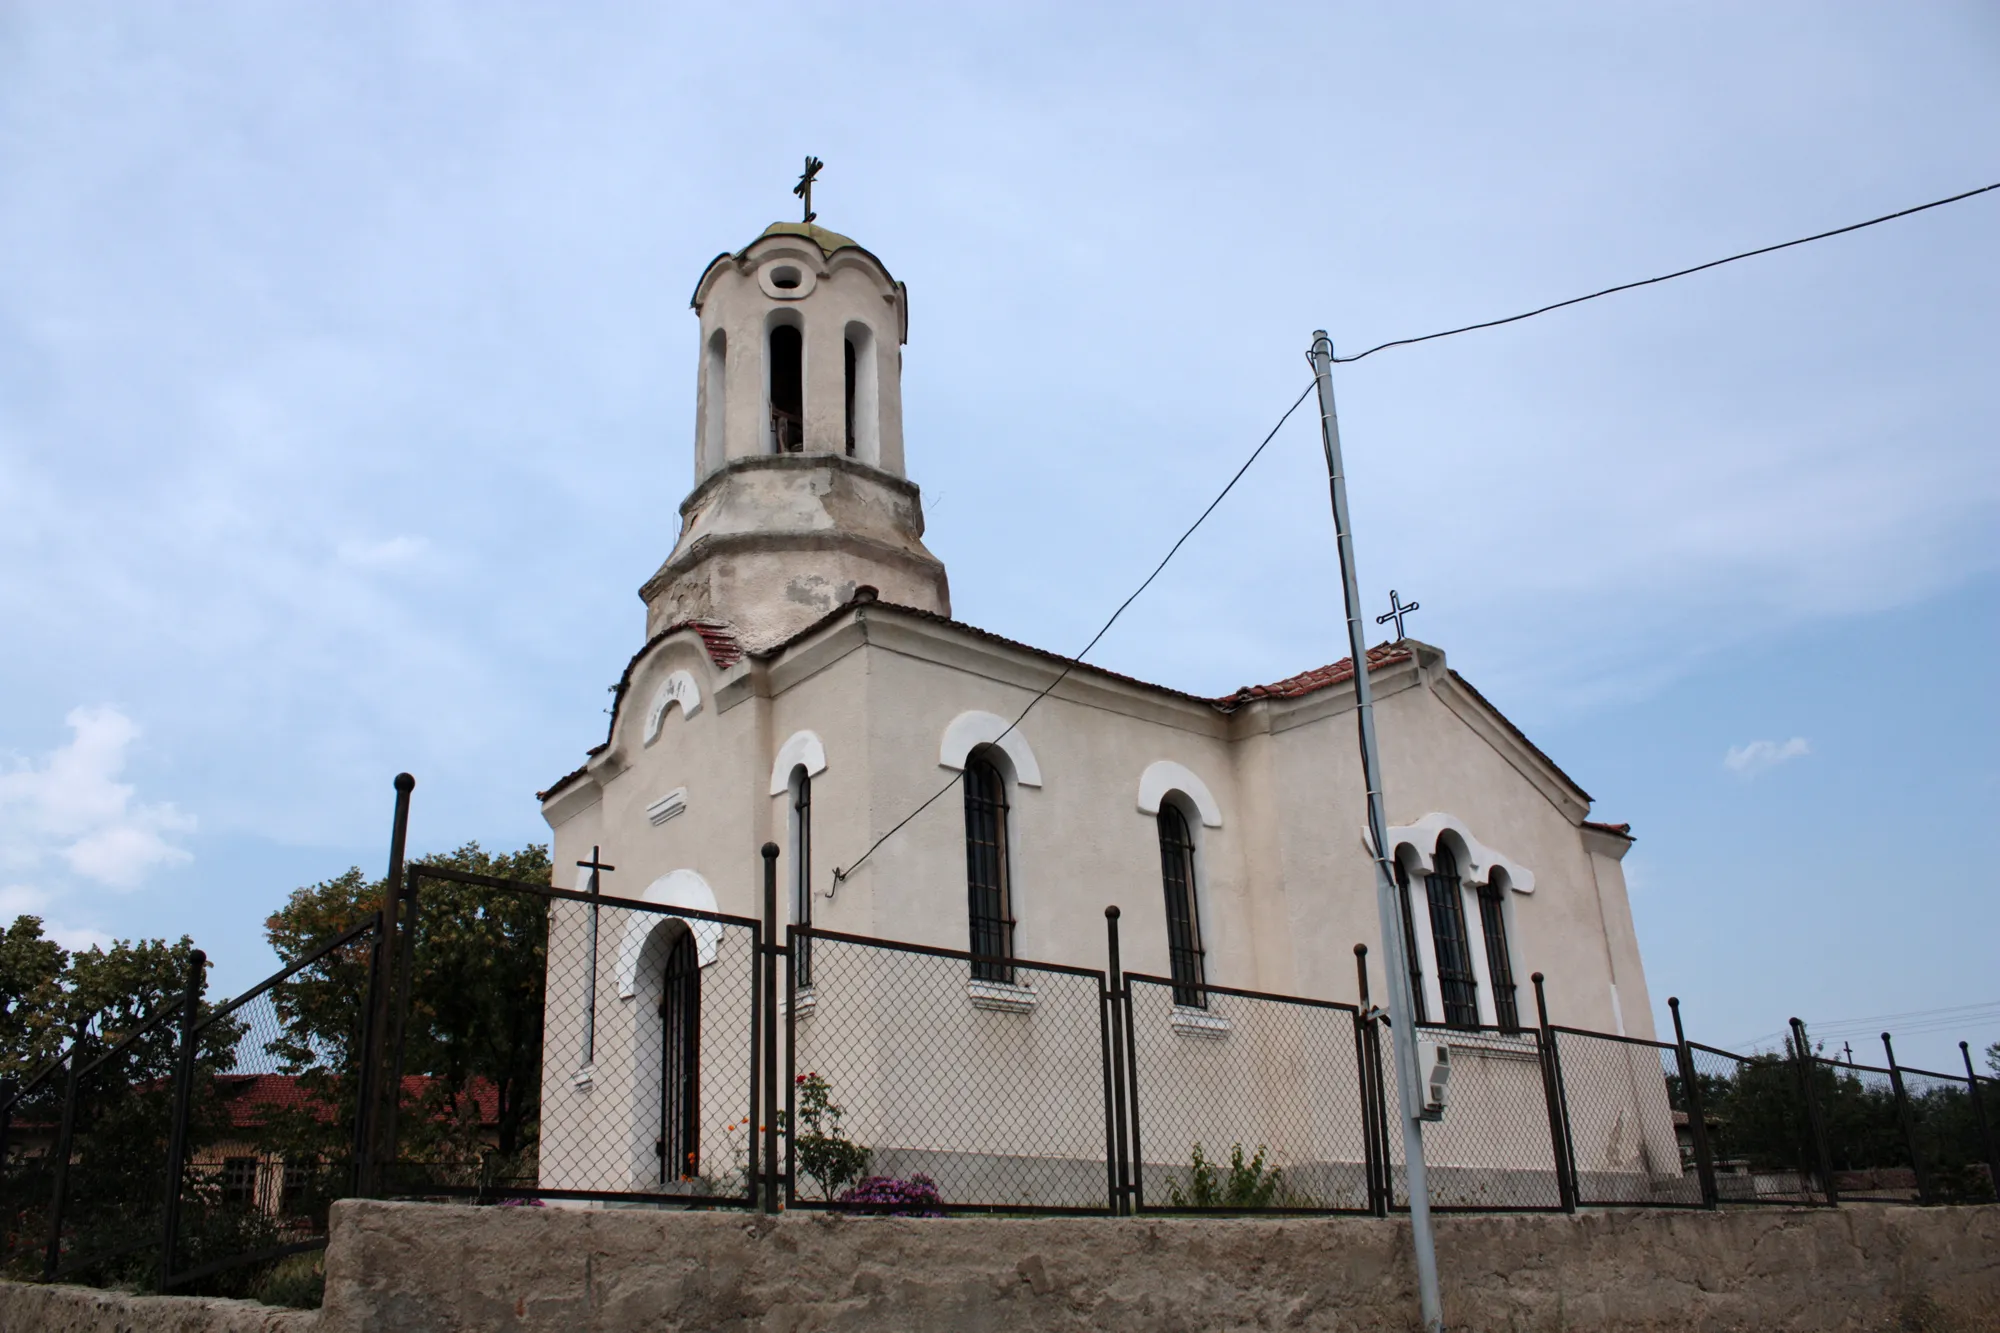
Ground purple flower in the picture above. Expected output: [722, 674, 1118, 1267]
[834, 1174, 944, 1217]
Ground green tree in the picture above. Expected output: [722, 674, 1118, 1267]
[0, 916, 68, 1080]
[264, 843, 551, 1182]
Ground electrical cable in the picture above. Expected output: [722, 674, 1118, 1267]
[1331, 181, 2000, 364]
[830, 379, 1319, 891]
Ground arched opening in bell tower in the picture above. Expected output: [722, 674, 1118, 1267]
[843, 320, 878, 465]
[768, 321, 804, 453]
[700, 329, 727, 472]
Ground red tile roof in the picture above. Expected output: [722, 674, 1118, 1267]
[1220, 643, 1415, 704]
[211, 1073, 502, 1129]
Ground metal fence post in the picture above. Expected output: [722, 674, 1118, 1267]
[782, 919, 797, 1208]
[761, 843, 780, 1215]
[1103, 907, 1132, 1215]
[1960, 1042, 2000, 1201]
[1532, 973, 1577, 1212]
[1881, 1032, 1931, 1205]
[42, 1039, 83, 1282]
[1667, 997, 1718, 1208]
[1790, 1018, 1839, 1206]
[360, 772, 414, 1197]
[157, 948, 206, 1291]
[1354, 944, 1389, 1217]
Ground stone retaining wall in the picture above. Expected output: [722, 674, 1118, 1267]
[6, 1202, 1997, 1331]
[0, 1281, 311, 1333]
[324, 1200, 1998, 1332]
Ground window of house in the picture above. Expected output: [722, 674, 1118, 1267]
[1426, 844, 1480, 1029]
[1478, 881, 1520, 1032]
[1394, 860, 1428, 1024]
[791, 766, 813, 989]
[220, 1156, 258, 1209]
[769, 323, 804, 452]
[962, 752, 1014, 983]
[1157, 804, 1206, 1008]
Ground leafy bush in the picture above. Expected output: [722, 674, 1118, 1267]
[791, 1072, 870, 1200]
[250, 1251, 324, 1309]
[836, 1174, 944, 1216]
[1167, 1142, 1293, 1209]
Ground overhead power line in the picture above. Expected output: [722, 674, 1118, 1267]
[1332, 181, 2000, 364]
[830, 380, 1319, 891]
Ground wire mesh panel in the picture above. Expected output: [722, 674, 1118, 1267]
[526, 891, 759, 1206]
[1812, 1059, 1917, 1202]
[0, 1055, 71, 1280]
[787, 929, 1111, 1213]
[1898, 1066, 1996, 1204]
[1684, 1043, 1825, 1204]
[43, 1007, 184, 1287]
[166, 920, 378, 1296]
[1383, 1023, 1564, 1211]
[1552, 1028, 1701, 1207]
[1124, 975, 1371, 1213]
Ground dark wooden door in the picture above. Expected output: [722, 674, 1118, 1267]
[658, 929, 701, 1183]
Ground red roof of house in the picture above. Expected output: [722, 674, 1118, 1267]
[1219, 642, 1415, 703]
[211, 1073, 501, 1129]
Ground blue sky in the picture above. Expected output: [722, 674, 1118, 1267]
[2, 4, 1995, 1071]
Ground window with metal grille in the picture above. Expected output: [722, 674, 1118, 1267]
[843, 336, 857, 456]
[791, 767, 812, 989]
[1394, 860, 1428, 1024]
[1477, 881, 1520, 1032]
[220, 1156, 258, 1209]
[1425, 844, 1480, 1028]
[1157, 803, 1206, 1008]
[962, 753, 1014, 983]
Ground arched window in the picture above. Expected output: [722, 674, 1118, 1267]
[1477, 880, 1519, 1032]
[701, 329, 727, 470]
[962, 751, 1013, 982]
[769, 323, 803, 452]
[789, 765, 812, 989]
[843, 336, 857, 457]
[1156, 803, 1205, 1007]
[1394, 860, 1428, 1024]
[1426, 844, 1480, 1029]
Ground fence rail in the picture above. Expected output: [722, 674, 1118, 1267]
[6, 844, 1998, 1302]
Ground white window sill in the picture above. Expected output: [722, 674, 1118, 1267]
[966, 979, 1038, 1014]
[1444, 1030, 1541, 1064]
[783, 987, 817, 1019]
[1169, 1006, 1232, 1039]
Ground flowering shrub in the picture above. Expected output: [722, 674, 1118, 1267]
[835, 1173, 944, 1217]
[792, 1071, 871, 1199]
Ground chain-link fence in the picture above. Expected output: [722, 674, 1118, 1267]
[0, 1051, 70, 1279]
[1896, 1064, 1997, 1205]
[1682, 1042, 1826, 1204]
[787, 928, 1113, 1213]
[1552, 1028, 1702, 1208]
[1812, 1058, 1917, 1203]
[1382, 1022, 1565, 1211]
[389, 865, 764, 1209]
[162, 919, 378, 1297]
[1123, 975, 1372, 1213]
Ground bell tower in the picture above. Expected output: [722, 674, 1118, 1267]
[639, 208, 951, 651]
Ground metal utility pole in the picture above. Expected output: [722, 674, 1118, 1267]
[1310, 331, 1444, 1333]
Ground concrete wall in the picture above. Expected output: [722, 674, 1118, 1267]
[312, 1199, 2000, 1333]
[0, 1283, 310, 1333]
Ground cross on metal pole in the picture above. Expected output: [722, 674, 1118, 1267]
[1310, 331, 1445, 1333]
[794, 156, 824, 223]
[1377, 590, 1420, 640]
[577, 847, 616, 1071]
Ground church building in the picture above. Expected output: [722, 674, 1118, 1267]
[533, 210, 1662, 1204]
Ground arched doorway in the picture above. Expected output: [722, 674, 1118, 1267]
[658, 928, 701, 1184]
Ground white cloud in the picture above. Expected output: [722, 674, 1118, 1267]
[0, 706, 194, 890]
[0, 884, 112, 951]
[1724, 737, 1812, 778]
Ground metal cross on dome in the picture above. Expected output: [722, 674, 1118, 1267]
[794, 156, 824, 223]
[1376, 589, 1420, 640]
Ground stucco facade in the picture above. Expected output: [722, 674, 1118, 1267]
[535, 218, 1663, 1205]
